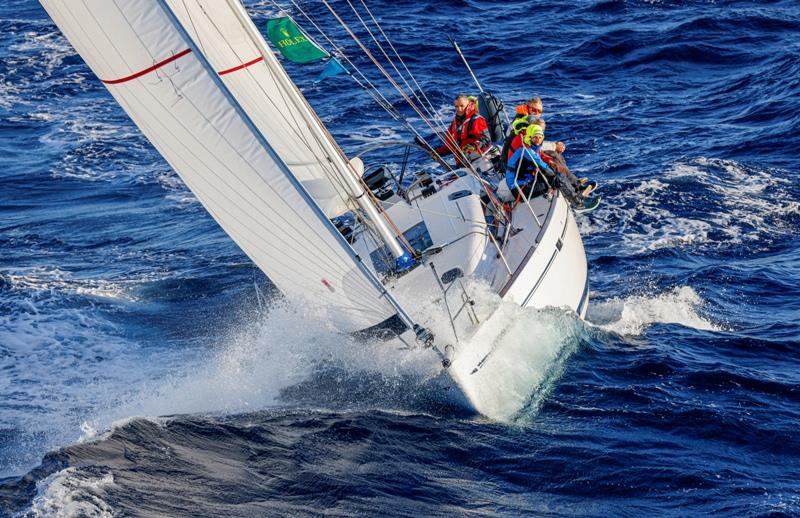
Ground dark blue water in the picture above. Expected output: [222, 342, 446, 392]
[2, 0, 799, 515]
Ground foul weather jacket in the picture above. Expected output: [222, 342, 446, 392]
[505, 144, 556, 190]
[435, 103, 492, 156]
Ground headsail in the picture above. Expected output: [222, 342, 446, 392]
[167, 0, 357, 219]
[167, 0, 408, 261]
[39, 0, 397, 332]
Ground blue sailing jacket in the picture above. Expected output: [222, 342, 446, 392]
[505, 145, 554, 190]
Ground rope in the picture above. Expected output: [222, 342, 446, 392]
[269, 1, 510, 249]
[320, 1, 460, 156]
[277, 0, 451, 158]
[356, 0, 446, 133]
[344, 0, 443, 132]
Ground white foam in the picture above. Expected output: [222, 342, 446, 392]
[0, 28, 84, 111]
[584, 157, 796, 254]
[690, 157, 799, 241]
[346, 125, 404, 143]
[588, 285, 720, 336]
[3, 267, 135, 301]
[454, 295, 584, 422]
[98, 300, 443, 422]
[0, 272, 173, 477]
[29, 468, 115, 518]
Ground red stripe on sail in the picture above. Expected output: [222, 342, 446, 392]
[218, 56, 264, 76]
[101, 48, 193, 85]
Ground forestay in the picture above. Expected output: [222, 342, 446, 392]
[40, 0, 397, 332]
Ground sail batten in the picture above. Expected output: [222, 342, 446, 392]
[40, 0, 400, 332]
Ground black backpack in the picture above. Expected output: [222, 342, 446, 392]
[476, 92, 505, 143]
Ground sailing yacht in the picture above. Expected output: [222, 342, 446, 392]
[39, 0, 589, 420]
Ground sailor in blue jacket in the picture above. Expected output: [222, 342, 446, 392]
[505, 125, 557, 197]
[505, 124, 582, 206]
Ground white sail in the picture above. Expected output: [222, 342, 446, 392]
[166, 0, 357, 219]
[39, 0, 397, 332]
[166, 0, 407, 259]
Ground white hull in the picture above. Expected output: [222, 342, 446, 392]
[356, 175, 589, 421]
[447, 192, 588, 420]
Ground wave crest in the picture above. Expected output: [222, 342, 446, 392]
[588, 286, 719, 336]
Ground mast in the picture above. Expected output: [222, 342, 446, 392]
[223, 0, 411, 265]
[155, 0, 426, 338]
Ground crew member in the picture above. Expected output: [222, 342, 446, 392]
[435, 94, 492, 164]
[505, 125, 583, 207]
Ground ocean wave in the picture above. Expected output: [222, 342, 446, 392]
[587, 285, 719, 335]
[29, 467, 114, 518]
[86, 290, 510, 421]
[581, 156, 798, 255]
[2, 267, 135, 301]
[0, 26, 91, 111]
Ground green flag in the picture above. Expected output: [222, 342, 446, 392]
[266, 17, 329, 64]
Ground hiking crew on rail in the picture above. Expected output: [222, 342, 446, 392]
[429, 93, 596, 210]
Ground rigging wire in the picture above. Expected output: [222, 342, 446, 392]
[343, 0, 443, 132]
[276, 0, 449, 160]
[268, 0, 460, 251]
[320, 0, 457, 154]
[317, 0, 510, 224]
[218, 0, 420, 256]
[265, 1, 511, 250]
[275, 0, 404, 118]
[356, 0, 443, 128]
[225, 0, 422, 254]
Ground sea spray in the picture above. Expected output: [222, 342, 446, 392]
[587, 285, 719, 336]
[451, 298, 586, 422]
[82, 283, 589, 430]
[88, 298, 443, 428]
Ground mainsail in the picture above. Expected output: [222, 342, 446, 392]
[39, 0, 400, 332]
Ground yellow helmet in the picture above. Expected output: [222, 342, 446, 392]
[512, 117, 529, 135]
[524, 124, 544, 145]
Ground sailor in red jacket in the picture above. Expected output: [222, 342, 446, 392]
[435, 94, 491, 163]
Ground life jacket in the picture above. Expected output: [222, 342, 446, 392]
[505, 147, 540, 190]
[511, 116, 530, 136]
[437, 100, 490, 155]
[505, 145, 554, 200]
[499, 133, 515, 170]
[506, 133, 524, 161]
[500, 131, 538, 170]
